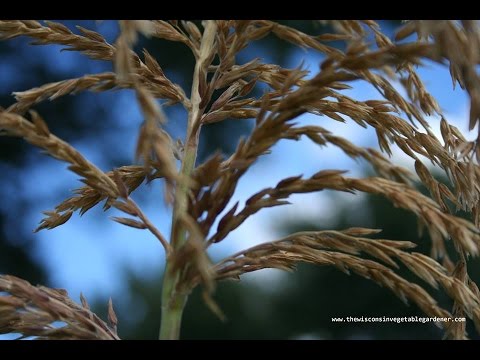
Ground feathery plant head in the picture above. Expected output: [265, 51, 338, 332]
[1, 20, 480, 339]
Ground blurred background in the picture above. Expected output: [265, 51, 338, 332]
[1, 20, 479, 340]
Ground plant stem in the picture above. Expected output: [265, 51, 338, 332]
[159, 134, 198, 340]
[159, 20, 217, 340]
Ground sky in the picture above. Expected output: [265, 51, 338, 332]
[0, 21, 474, 335]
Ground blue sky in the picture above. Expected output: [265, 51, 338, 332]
[0, 21, 473, 337]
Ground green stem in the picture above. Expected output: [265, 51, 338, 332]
[158, 266, 187, 340]
[158, 20, 217, 340]
[159, 136, 198, 340]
